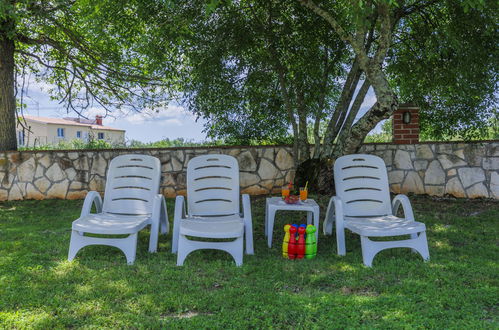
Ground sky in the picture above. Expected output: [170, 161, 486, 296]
[21, 79, 381, 143]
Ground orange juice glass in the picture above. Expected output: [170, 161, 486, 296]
[299, 187, 308, 201]
[281, 187, 290, 198]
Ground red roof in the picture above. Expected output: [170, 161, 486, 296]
[21, 115, 125, 132]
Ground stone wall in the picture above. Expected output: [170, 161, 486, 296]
[0, 146, 295, 200]
[359, 141, 498, 199]
[0, 141, 497, 201]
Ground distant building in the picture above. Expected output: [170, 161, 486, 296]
[16, 115, 126, 147]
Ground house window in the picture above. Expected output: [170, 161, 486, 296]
[57, 128, 65, 137]
[18, 131, 25, 146]
[76, 131, 81, 138]
[97, 132, 105, 140]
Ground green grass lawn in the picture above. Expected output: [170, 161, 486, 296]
[0, 195, 498, 328]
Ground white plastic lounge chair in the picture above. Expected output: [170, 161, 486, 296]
[172, 154, 254, 266]
[68, 154, 168, 264]
[323, 154, 429, 267]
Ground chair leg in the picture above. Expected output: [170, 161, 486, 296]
[149, 221, 160, 253]
[414, 231, 430, 261]
[176, 234, 244, 266]
[360, 231, 430, 267]
[67, 230, 138, 265]
[68, 230, 85, 261]
[336, 226, 346, 256]
[360, 236, 377, 267]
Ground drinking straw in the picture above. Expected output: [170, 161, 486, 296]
[304, 181, 308, 191]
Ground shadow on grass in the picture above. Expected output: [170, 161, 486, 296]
[0, 196, 497, 327]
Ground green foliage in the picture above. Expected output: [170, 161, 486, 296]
[388, 0, 498, 140]
[19, 139, 116, 150]
[170, 1, 346, 144]
[0, 196, 498, 327]
[364, 118, 392, 143]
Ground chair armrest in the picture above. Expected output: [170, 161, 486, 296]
[392, 194, 415, 221]
[242, 194, 254, 255]
[80, 191, 102, 218]
[172, 195, 186, 253]
[324, 196, 344, 235]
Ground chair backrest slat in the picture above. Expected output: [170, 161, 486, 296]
[187, 154, 240, 216]
[334, 154, 392, 217]
[102, 154, 160, 215]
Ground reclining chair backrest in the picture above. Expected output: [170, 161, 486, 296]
[334, 154, 392, 217]
[102, 154, 161, 215]
[187, 154, 240, 216]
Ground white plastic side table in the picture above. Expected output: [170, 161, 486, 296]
[265, 197, 320, 248]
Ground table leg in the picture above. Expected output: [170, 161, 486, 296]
[313, 207, 320, 243]
[267, 208, 276, 248]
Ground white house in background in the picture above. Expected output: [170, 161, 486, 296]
[16, 115, 126, 147]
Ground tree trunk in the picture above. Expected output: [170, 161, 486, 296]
[0, 20, 17, 151]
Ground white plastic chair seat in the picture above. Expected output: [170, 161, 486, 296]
[72, 213, 152, 235]
[180, 216, 244, 238]
[344, 216, 426, 237]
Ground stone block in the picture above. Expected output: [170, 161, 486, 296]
[425, 185, 444, 196]
[258, 158, 279, 180]
[415, 145, 433, 159]
[241, 185, 268, 195]
[67, 190, 88, 200]
[424, 160, 445, 185]
[275, 148, 293, 171]
[488, 144, 499, 156]
[263, 148, 274, 161]
[388, 170, 404, 184]
[162, 173, 176, 186]
[238, 151, 257, 171]
[482, 157, 499, 170]
[414, 160, 428, 171]
[436, 144, 453, 154]
[380, 150, 393, 166]
[0, 189, 8, 200]
[458, 168, 485, 188]
[17, 157, 36, 182]
[453, 149, 465, 160]
[394, 150, 413, 170]
[45, 163, 66, 182]
[26, 183, 44, 200]
[38, 154, 52, 168]
[68, 152, 79, 160]
[35, 165, 45, 179]
[171, 157, 183, 172]
[161, 187, 176, 198]
[89, 178, 105, 192]
[47, 180, 69, 199]
[466, 183, 489, 198]
[447, 169, 457, 177]
[401, 171, 424, 194]
[65, 168, 77, 181]
[34, 178, 51, 193]
[464, 144, 486, 166]
[437, 154, 467, 170]
[240, 172, 260, 187]
[490, 172, 499, 199]
[445, 177, 465, 198]
[91, 155, 108, 177]
[174, 150, 185, 163]
[69, 181, 84, 190]
[8, 184, 23, 200]
[260, 179, 275, 190]
[390, 183, 401, 194]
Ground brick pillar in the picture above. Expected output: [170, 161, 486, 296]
[392, 104, 419, 144]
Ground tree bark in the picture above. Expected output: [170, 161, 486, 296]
[0, 18, 18, 151]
